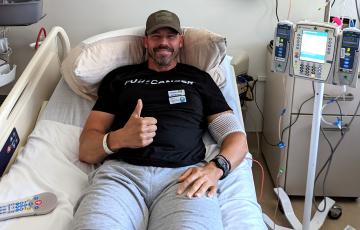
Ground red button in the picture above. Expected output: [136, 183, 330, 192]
[35, 200, 42, 206]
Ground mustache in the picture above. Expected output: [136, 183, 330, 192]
[154, 45, 174, 52]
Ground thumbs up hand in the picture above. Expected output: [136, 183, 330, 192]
[112, 99, 157, 149]
[132, 98, 143, 118]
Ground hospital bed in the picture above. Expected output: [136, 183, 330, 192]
[0, 26, 266, 230]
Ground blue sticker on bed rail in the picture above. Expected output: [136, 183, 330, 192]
[0, 128, 19, 176]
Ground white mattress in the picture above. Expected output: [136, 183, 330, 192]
[0, 57, 266, 229]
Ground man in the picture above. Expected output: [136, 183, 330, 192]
[72, 10, 248, 230]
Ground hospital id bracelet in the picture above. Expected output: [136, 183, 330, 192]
[103, 132, 115, 155]
[0, 192, 57, 221]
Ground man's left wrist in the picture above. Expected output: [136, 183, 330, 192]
[210, 155, 230, 180]
[208, 161, 224, 179]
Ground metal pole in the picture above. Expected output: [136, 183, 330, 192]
[302, 81, 325, 230]
[324, 0, 331, 22]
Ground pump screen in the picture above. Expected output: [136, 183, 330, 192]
[300, 30, 328, 63]
[277, 28, 289, 36]
[343, 36, 359, 47]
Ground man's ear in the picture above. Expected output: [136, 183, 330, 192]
[179, 35, 184, 48]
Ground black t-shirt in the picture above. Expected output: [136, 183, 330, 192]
[93, 62, 231, 167]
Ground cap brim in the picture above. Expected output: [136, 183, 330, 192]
[146, 23, 181, 34]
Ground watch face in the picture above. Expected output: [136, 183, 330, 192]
[213, 157, 229, 173]
[218, 158, 228, 170]
[211, 156, 230, 180]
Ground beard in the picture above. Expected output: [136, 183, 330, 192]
[148, 45, 179, 67]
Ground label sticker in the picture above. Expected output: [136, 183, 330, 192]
[169, 95, 187, 104]
[168, 89, 186, 104]
[168, 89, 185, 97]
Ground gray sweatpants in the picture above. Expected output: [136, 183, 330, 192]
[71, 159, 224, 230]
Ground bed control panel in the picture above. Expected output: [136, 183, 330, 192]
[0, 128, 19, 176]
[0, 192, 57, 221]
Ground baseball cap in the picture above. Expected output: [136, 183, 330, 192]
[145, 10, 181, 35]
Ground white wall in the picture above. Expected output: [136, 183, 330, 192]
[331, 0, 359, 21]
[1, 0, 330, 131]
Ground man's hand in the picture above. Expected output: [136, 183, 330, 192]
[177, 162, 223, 198]
[110, 99, 157, 149]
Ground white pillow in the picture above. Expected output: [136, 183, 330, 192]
[61, 27, 227, 100]
[180, 28, 227, 88]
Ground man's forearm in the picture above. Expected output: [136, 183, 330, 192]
[79, 130, 108, 164]
[218, 132, 248, 171]
[178, 131, 248, 198]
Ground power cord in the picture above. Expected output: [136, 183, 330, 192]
[253, 79, 278, 147]
[311, 84, 344, 212]
[312, 97, 360, 212]
[275, 0, 280, 22]
[254, 78, 315, 147]
[280, 95, 314, 141]
[355, 0, 360, 25]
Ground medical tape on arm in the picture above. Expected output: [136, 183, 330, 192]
[208, 112, 245, 145]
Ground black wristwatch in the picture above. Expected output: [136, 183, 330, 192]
[210, 155, 230, 180]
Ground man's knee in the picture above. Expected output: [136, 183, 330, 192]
[71, 167, 149, 230]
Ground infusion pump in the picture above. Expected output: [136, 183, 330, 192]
[272, 21, 293, 73]
[292, 22, 339, 82]
[332, 27, 360, 87]
[272, 21, 360, 87]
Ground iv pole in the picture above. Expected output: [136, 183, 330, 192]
[302, 1, 333, 229]
[263, 1, 336, 229]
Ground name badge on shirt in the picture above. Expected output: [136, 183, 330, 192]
[168, 89, 186, 104]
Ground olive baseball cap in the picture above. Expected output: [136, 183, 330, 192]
[146, 10, 181, 35]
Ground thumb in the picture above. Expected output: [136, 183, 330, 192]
[132, 99, 143, 118]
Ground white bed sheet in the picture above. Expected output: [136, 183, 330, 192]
[0, 121, 89, 230]
[0, 56, 266, 229]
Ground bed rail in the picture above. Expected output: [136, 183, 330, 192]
[0, 26, 70, 177]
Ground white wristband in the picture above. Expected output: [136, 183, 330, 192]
[103, 133, 115, 155]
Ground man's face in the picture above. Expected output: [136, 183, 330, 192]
[144, 28, 183, 67]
